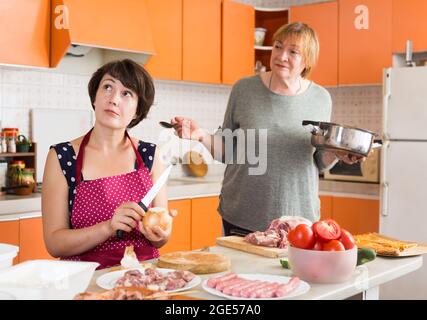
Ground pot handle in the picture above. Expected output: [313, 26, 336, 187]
[302, 120, 322, 134]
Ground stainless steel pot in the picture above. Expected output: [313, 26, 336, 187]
[302, 120, 381, 157]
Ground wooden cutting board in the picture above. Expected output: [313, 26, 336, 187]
[216, 236, 288, 258]
[157, 251, 230, 274]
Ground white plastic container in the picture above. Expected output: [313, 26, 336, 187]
[0, 260, 99, 300]
[288, 246, 357, 284]
[0, 244, 19, 271]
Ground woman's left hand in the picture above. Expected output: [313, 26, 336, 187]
[335, 151, 366, 165]
[138, 210, 178, 246]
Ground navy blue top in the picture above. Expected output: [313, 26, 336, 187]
[50, 140, 156, 215]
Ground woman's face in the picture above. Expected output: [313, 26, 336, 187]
[93, 74, 138, 129]
[270, 38, 306, 80]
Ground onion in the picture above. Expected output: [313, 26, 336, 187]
[142, 207, 172, 231]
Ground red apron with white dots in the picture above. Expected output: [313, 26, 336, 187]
[62, 129, 159, 269]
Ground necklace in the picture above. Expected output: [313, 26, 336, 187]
[269, 73, 302, 95]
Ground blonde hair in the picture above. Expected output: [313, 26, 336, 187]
[272, 22, 319, 78]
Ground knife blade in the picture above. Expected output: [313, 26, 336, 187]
[116, 164, 173, 239]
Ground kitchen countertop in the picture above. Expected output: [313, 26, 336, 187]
[86, 245, 422, 300]
[0, 177, 379, 217]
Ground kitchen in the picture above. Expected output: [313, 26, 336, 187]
[0, 0, 426, 301]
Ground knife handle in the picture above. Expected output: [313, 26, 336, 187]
[116, 202, 149, 239]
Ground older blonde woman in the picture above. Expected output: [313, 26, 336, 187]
[172, 22, 360, 235]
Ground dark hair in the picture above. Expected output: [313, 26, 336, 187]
[88, 59, 155, 128]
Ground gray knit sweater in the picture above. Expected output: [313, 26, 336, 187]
[217, 75, 332, 231]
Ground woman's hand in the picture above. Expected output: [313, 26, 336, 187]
[138, 209, 178, 247]
[109, 202, 144, 236]
[334, 151, 366, 165]
[171, 116, 207, 142]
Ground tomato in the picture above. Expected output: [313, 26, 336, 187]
[313, 240, 323, 251]
[339, 229, 356, 250]
[322, 240, 345, 251]
[312, 219, 342, 242]
[287, 224, 316, 249]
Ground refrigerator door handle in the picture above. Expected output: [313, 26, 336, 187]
[381, 182, 389, 217]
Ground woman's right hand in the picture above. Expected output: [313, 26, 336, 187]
[109, 202, 144, 236]
[171, 116, 207, 142]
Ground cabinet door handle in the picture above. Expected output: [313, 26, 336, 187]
[381, 182, 389, 217]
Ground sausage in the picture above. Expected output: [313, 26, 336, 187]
[222, 279, 251, 295]
[230, 280, 263, 297]
[240, 282, 272, 298]
[249, 283, 281, 298]
[274, 277, 300, 297]
[216, 278, 244, 292]
[206, 272, 237, 288]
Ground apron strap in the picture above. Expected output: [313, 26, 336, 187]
[75, 128, 145, 185]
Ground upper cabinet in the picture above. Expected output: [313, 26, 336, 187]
[392, 0, 427, 53]
[222, 0, 254, 85]
[289, 2, 338, 87]
[50, 0, 155, 67]
[144, 0, 182, 81]
[0, 0, 50, 68]
[183, 0, 221, 84]
[339, 0, 392, 85]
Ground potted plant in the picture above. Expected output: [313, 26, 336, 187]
[16, 135, 32, 153]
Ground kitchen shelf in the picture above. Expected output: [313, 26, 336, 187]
[0, 152, 35, 157]
[0, 143, 38, 193]
[255, 45, 272, 51]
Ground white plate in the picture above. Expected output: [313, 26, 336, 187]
[96, 268, 201, 293]
[202, 274, 310, 300]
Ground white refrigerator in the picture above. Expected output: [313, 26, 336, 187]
[380, 66, 427, 299]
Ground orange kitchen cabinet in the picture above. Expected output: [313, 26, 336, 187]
[191, 196, 222, 250]
[332, 197, 379, 235]
[319, 195, 333, 221]
[0, 219, 20, 264]
[289, 2, 338, 86]
[145, 0, 183, 81]
[392, 0, 427, 53]
[0, 0, 50, 67]
[51, 0, 155, 67]
[159, 200, 192, 255]
[19, 217, 54, 262]
[183, 0, 222, 84]
[339, 0, 392, 85]
[222, 0, 254, 85]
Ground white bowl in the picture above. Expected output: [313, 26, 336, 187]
[0, 260, 99, 300]
[288, 246, 357, 284]
[0, 244, 19, 271]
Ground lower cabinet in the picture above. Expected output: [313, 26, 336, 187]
[320, 195, 380, 234]
[332, 197, 379, 235]
[159, 199, 192, 255]
[19, 216, 54, 262]
[0, 215, 54, 264]
[319, 195, 333, 220]
[191, 196, 222, 250]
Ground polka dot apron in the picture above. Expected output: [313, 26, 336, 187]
[62, 128, 159, 269]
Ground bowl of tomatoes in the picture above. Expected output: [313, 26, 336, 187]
[287, 219, 357, 284]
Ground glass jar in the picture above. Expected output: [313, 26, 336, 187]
[0, 133, 6, 153]
[7, 133, 17, 153]
[15, 168, 35, 195]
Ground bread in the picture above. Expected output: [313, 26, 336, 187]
[354, 233, 418, 256]
[157, 251, 230, 274]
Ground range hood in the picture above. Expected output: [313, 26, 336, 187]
[50, 0, 155, 68]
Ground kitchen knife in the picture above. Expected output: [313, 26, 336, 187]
[116, 164, 172, 239]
